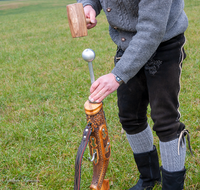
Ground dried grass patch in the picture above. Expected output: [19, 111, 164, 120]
[0, 2, 36, 10]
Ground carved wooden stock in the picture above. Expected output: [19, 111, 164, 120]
[84, 100, 110, 190]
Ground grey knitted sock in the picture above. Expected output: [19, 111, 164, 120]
[126, 124, 154, 154]
[160, 138, 186, 172]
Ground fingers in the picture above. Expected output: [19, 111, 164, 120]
[95, 90, 112, 103]
[86, 20, 97, 29]
[84, 5, 97, 29]
[89, 9, 96, 24]
[89, 74, 120, 103]
[89, 87, 109, 103]
[89, 79, 104, 102]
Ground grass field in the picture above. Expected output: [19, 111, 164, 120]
[0, 0, 199, 189]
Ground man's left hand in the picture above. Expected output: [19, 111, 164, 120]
[89, 73, 120, 103]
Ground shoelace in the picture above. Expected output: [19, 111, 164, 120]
[178, 129, 193, 156]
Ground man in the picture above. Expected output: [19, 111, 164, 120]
[77, 0, 190, 189]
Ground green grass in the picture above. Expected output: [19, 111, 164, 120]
[0, 0, 199, 189]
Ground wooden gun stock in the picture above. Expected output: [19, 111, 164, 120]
[84, 100, 110, 190]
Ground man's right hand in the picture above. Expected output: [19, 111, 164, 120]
[84, 5, 97, 29]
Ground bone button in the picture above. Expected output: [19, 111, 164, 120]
[106, 8, 111, 12]
[114, 27, 117, 30]
[121, 37, 126, 42]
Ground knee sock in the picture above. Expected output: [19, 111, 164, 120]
[160, 138, 186, 172]
[126, 124, 154, 154]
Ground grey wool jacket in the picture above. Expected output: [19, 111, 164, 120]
[77, 0, 188, 83]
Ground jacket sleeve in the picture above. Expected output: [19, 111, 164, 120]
[77, 0, 102, 16]
[111, 0, 173, 83]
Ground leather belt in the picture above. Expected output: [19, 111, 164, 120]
[74, 123, 92, 190]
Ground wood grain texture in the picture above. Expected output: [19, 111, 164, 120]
[66, 3, 87, 38]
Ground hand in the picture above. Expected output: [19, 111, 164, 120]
[84, 5, 97, 29]
[89, 73, 120, 103]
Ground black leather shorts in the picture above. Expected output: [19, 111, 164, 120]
[116, 33, 186, 142]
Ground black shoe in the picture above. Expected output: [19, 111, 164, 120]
[129, 145, 161, 190]
[161, 166, 186, 190]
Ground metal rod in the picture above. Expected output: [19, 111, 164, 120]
[88, 61, 95, 84]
